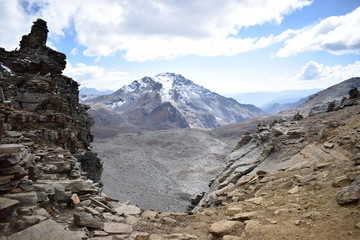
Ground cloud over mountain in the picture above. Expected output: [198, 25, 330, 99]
[277, 7, 360, 57]
[293, 61, 360, 83]
[1, 0, 312, 60]
[64, 62, 129, 89]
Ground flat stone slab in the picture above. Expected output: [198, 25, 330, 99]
[103, 222, 133, 234]
[230, 211, 260, 221]
[7, 219, 82, 240]
[0, 197, 19, 219]
[74, 212, 104, 229]
[3, 192, 38, 206]
[0, 153, 22, 167]
[114, 204, 141, 216]
[0, 144, 23, 154]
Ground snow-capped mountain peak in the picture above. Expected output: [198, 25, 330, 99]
[84, 73, 267, 131]
[154, 73, 177, 101]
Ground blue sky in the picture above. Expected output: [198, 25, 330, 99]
[0, 0, 359, 95]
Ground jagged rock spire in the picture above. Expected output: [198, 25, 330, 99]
[0, 18, 66, 75]
[20, 18, 48, 49]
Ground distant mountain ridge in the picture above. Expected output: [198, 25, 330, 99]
[284, 77, 360, 116]
[84, 73, 267, 137]
[228, 88, 322, 107]
[262, 97, 309, 114]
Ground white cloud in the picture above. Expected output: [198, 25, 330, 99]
[293, 61, 360, 83]
[277, 7, 360, 57]
[71, 48, 78, 56]
[0, 0, 311, 60]
[63, 62, 129, 90]
[295, 61, 323, 81]
[0, 0, 32, 50]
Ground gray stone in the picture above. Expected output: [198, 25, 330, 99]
[209, 220, 243, 236]
[161, 233, 198, 239]
[52, 187, 71, 202]
[223, 236, 242, 240]
[103, 222, 133, 234]
[74, 212, 104, 229]
[115, 204, 141, 216]
[0, 197, 19, 219]
[230, 211, 260, 221]
[0, 165, 25, 175]
[130, 232, 150, 240]
[65, 180, 93, 193]
[271, 126, 287, 136]
[93, 230, 109, 236]
[352, 155, 360, 165]
[287, 186, 299, 194]
[0, 144, 22, 154]
[84, 206, 101, 215]
[0, 153, 22, 167]
[51, 161, 71, 173]
[0, 178, 22, 191]
[323, 141, 334, 148]
[336, 176, 360, 205]
[3, 192, 38, 205]
[332, 175, 351, 188]
[245, 197, 263, 205]
[4, 131, 23, 137]
[7, 219, 82, 240]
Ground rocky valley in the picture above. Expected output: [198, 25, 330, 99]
[0, 19, 359, 240]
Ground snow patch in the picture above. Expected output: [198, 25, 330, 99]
[155, 74, 174, 102]
[105, 98, 125, 108]
[0, 62, 14, 75]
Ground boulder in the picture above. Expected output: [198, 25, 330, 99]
[336, 176, 360, 205]
[7, 219, 82, 240]
[209, 220, 243, 236]
[74, 212, 104, 229]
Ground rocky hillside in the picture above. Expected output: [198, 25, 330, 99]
[284, 77, 360, 116]
[84, 73, 266, 138]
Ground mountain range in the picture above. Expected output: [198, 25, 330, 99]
[79, 87, 114, 96]
[83, 73, 266, 138]
[261, 97, 309, 114]
[227, 88, 322, 107]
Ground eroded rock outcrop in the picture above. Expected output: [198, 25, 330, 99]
[1, 19, 65, 75]
[0, 19, 201, 240]
[0, 19, 104, 237]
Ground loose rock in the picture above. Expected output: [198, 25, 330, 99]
[209, 220, 243, 236]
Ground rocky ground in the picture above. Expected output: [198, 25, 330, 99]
[0, 19, 359, 240]
[2, 99, 358, 240]
[94, 128, 229, 212]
